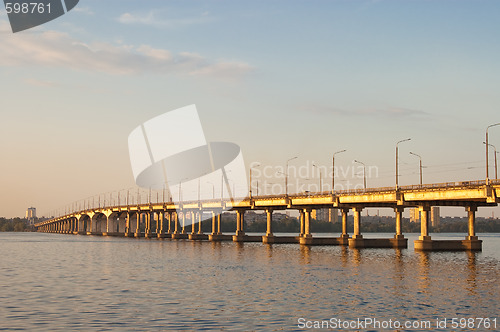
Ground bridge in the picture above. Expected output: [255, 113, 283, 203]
[35, 179, 500, 251]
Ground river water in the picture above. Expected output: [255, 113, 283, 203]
[0, 232, 498, 331]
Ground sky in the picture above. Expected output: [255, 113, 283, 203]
[1, 0, 500, 218]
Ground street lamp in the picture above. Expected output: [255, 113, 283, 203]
[285, 156, 298, 196]
[484, 141, 498, 180]
[486, 123, 500, 183]
[312, 164, 323, 192]
[354, 160, 367, 190]
[396, 138, 411, 189]
[409, 151, 423, 185]
[249, 163, 261, 198]
[332, 149, 346, 194]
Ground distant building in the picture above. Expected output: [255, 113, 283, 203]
[26, 207, 36, 225]
[409, 207, 440, 226]
[431, 207, 440, 227]
[410, 208, 420, 223]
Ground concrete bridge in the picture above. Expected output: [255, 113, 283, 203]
[35, 179, 500, 251]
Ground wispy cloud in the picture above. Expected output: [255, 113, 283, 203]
[72, 7, 95, 15]
[303, 104, 430, 119]
[0, 20, 253, 78]
[117, 10, 214, 28]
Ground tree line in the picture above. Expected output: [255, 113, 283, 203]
[0, 218, 30, 232]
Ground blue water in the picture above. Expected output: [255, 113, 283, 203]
[0, 232, 498, 331]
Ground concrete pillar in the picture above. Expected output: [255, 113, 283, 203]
[266, 209, 273, 236]
[173, 212, 179, 234]
[211, 211, 217, 235]
[299, 210, 305, 236]
[467, 206, 478, 240]
[106, 216, 111, 233]
[419, 206, 431, 241]
[191, 211, 196, 235]
[181, 212, 186, 234]
[303, 208, 312, 238]
[156, 210, 165, 234]
[166, 212, 172, 234]
[235, 210, 245, 236]
[125, 212, 130, 235]
[135, 212, 141, 237]
[353, 207, 363, 239]
[197, 211, 203, 234]
[341, 208, 349, 238]
[395, 207, 404, 239]
[145, 211, 153, 237]
[217, 213, 222, 234]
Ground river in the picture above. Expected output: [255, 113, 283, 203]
[0, 232, 498, 331]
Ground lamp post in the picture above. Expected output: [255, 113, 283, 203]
[396, 138, 411, 189]
[484, 141, 498, 180]
[354, 160, 367, 190]
[285, 156, 298, 196]
[312, 164, 323, 192]
[409, 151, 423, 185]
[249, 163, 261, 198]
[332, 149, 346, 194]
[486, 123, 500, 183]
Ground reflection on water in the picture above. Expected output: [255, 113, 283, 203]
[0, 233, 498, 331]
[466, 251, 478, 296]
[417, 251, 431, 293]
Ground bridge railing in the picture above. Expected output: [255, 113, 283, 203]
[38, 179, 499, 226]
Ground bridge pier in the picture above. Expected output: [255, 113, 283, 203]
[262, 209, 276, 243]
[144, 211, 153, 238]
[299, 210, 305, 237]
[181, 212, 187, 234]
[392, 206, 408, 248]
[348, 207, 364, 248]
[87, 214, 100, 235]
[134, 211, 142, 238]
[124, 212, 133, 237]
[157, 210, 168, 238]
[300, 208, 345, 245]
[190, 211, 208, 240]
[166, 211, 172, 236]
[103, 212, 121, 237]
[347, 206, 407, 249]
[340, 208, 350, 244]
[172, 211, 188, 239]
[233, 210, 246, 242]
[209, 211, 231, 241]
[233, 210, 260, 242]
[414, 205, 481, 251]
[263, 208, 298, 244]
[299, 208, 314, 245]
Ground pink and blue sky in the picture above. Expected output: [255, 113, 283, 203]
[1, 0, 500, 217]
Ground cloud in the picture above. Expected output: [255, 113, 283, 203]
[305, 105, 430, 119]
[117, 10, 214, 28]
[0, 21, 253, 78]
[72, 7, 95, 15]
